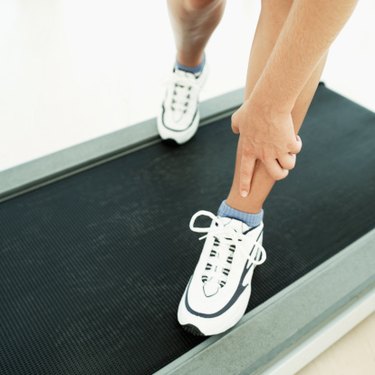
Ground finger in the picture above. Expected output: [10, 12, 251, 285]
[289, 135, 303, 154]
[231, 123, 239, 134]
[277, 153, 296, 170]
[239, 154, 256, 197]
[231, 111, 240, 134]
[264, 159, 289, 181]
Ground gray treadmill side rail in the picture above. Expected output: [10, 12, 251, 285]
[155, 229, 375, 375]
[0, 89, 244, 202]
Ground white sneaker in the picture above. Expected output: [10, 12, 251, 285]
[177, 210, 267, 336]
[157, 63, 208, 144]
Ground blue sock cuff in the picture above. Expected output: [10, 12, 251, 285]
[175, 54, 206, 75]
[217, 200, 264, 228]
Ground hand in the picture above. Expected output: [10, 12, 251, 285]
[231, 99, 302, 197]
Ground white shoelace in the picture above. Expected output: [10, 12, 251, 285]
[167, 72, 198, 114]
[189, 210, 267, 287]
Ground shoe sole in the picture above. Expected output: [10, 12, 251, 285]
[181, 324, 205, 336]
[157, 111, 200, 145]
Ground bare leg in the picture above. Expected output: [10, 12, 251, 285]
[226, 0, 328, 213]
[167, 0, 226, 67]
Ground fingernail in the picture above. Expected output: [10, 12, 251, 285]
[241, 190, 248, 198]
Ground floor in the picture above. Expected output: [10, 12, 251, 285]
[0, 0, 375, 171]
[298, 313, 375, 375]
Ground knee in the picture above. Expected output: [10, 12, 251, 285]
[185, 0, 224, 12]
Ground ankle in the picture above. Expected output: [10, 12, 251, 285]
[176, 52, 205, 71]
[218, 200, 264, 228]
[225, 196, 263, 215]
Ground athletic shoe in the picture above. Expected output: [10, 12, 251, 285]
[157, 63, 208, 144]
[177, 210, 267, 336]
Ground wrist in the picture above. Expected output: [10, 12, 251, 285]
[246, 94, 292, 122]
[248, 74, 296, 115]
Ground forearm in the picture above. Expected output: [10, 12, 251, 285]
[250, 0, 358, 112]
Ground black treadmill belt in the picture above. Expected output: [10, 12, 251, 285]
[0, 84, 374, 375]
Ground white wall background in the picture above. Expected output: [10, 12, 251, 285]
[0, 0, 374, 171]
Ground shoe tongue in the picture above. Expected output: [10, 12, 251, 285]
[219, 216, 249, 234]
[175, 69, 195, 79]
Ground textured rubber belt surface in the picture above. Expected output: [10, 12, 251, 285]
[1, 84, 375, 375]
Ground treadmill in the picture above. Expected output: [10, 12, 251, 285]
[0, 82, 374, 375]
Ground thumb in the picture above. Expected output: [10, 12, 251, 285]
[231, 110, 240, 134]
